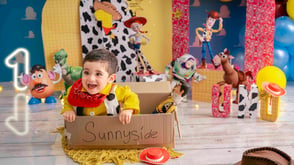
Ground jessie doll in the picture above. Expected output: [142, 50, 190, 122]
[124, 16, 155, 75]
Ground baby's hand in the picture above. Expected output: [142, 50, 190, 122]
[63, 111, 76, 122]
[119, 110, 133, 125]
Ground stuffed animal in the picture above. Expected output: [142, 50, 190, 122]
[153, 80, 191, 114]
[213, 48, 253, 104]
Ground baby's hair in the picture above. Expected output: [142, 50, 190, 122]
[83, 49, 118, 75]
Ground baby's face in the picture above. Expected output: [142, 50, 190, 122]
[82, 61, 115, 95]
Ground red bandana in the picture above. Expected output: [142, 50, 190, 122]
[67, 79, 107, 107]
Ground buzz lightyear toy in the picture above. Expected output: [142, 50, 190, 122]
[165, 54, 206, 90]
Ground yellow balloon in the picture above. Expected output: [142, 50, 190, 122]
[256, 66, 286, 92]
[287, 0, 294, 20]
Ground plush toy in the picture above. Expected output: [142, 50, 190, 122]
[124, 16, 155, 75]
[152, 80, 190, 139]
[54, 49, 82, 96]
[153, 80, 191, 114]
[165, 54, 206, 90]
[195, 10, 223, 69]
[21, 64, 61, 105]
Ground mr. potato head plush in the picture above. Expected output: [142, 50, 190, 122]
[21, 64, 61, 105]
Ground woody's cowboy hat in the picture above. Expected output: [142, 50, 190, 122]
[234, 147, 294, 165]
[139, 147, 170, 164]
[124, 16, 147, 28]
[262, 82, 286, 97]
[93, 0, 121, 20]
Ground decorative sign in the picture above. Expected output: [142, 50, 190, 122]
[5, 48, 30, 91]
[212, 84, 232, 118]
[5, 93, 29, 136]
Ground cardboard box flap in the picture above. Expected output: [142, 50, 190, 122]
[116, 81, 172, 114]
[116, 81, 171, 94]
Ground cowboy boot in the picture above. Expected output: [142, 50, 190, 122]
[200, 59, 206, 69]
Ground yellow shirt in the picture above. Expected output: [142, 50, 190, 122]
[61, 83, 140, 116]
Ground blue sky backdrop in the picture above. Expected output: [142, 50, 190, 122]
[0, 0, 46, 82]
[189, 0, 246, 68]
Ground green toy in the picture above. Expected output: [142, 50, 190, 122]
[54, 49, 82, 96]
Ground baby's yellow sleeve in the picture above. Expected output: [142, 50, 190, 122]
[116, 85, 140, 114]
[60, 86, 74, 114]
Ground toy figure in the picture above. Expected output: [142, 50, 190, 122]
[93, 0, 122, 38]
[21, 64, 61, 105]
[54, 49, 82, 96]
[124, 16, 155, 75]
[165, 54, 206, 90]
[61, 49, 140, 125]
[213, 49, 253, 104]
[153, 80, 190, 114]
[195, 10, 223, 69]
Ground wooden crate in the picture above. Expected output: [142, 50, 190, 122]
[192, 69, 225, 103]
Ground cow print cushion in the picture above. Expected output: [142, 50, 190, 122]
[80, 0, 151, 82]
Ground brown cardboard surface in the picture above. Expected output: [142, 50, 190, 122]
[65, 81, 174, 149]
[65, 114, 174, 149]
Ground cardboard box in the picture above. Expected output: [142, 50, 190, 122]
[64, 81, 175, 149]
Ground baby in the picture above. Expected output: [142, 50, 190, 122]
[61, 49, 140, 124]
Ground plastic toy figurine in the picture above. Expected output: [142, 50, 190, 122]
[21, 64, 61, 105]
[93, 0, 121, 38]
[153, 80, 190, 114]
[54, 49, 82, 96]
[152, 80, 190, 139]
[124, 16, 155, 75]
[165, 54, 206, 90]
[195, 10, 223, 69]
[213, 48, 253, 104]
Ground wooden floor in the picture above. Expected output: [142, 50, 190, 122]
[0, 81, 294, 165]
